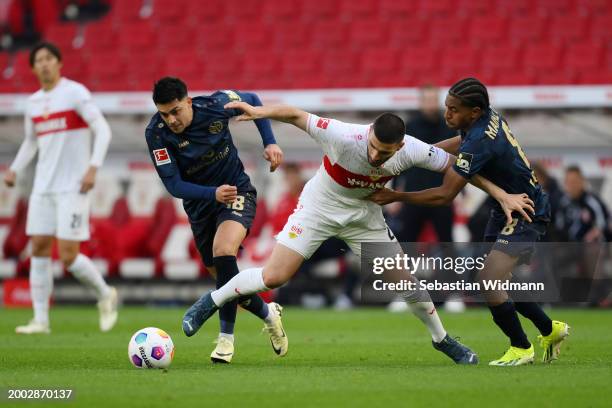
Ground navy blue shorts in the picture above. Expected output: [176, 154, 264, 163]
[190, 190, 257, 267]
[484, 211, 547, 265]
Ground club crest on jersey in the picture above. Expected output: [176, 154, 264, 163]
[456, 152, 473, 173]
[317, 118, 330, 129]
[222, 90, 241, 102]
[208, 120, 224, 134]
[288, 224, 303, 239]
[153, 148, 171, 166]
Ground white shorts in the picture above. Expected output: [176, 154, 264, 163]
[26, 192, 91, 241]
[276, 197, 400, 259]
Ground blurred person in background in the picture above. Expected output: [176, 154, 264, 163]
[3, 42, 117, 334]
[532, 162, 565, 241]
[557, 165, 611, 243]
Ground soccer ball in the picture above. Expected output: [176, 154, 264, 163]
[128, 327, 175, 369]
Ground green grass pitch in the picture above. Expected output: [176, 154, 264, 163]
[1, 306, 611, 407]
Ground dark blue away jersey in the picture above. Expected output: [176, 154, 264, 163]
[452, 107, 550, 222]
[145, 90, 258, 222]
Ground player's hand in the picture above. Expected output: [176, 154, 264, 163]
[263, 144, 283, 172]
[216, 184, 237, 204]
[224, 101, 261, 121]
[499, 193, 534, 224]
[3, 170, 16, 188]
[367, 188, 400, 206]
[80, 166, 97, 193]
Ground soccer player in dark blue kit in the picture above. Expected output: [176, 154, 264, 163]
[369, 78, 570, 366]
[145, 77, 288, 363]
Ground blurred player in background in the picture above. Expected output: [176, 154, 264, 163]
[146, 77, 287, 363]
[180, 99, 534, 365]
[3, 42, 117, 334]
[368, 78, 570, 366]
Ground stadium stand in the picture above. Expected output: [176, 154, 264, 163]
[1, 0, 611, 92]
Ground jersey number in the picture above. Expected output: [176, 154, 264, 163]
[501, 121, 538, 187]
[227, 195, 245, 211]
[71, 214, 82, 229]
[501, 218, 518, 235]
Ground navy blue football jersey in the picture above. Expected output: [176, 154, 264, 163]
[452, 107, 550, 222]
[145, 90, 256, 222]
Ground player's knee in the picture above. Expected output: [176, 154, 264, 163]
[212, 242, 238, 257]
[59, 249, 79, 269]
[262, 271, 286, 289]
[31, 239, 52, 257]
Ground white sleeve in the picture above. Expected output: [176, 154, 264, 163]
[9, 111, 38, 172]
[74, 84, 111, 167]
[306, 113, 347, 145]
[397, 136, 450, 173]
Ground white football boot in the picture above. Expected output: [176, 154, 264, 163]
[210, 335, 234, 363]
[98, 287, 118, 332]
[16, 319, 51, 334]
[263, 302, 288, 357]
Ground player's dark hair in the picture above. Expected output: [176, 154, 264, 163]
[29, 42, 62, 67]
[566, 165, 583, 177]
[373, 113, 405, 144]
[449, 77, 490, 111]
[153, 77, 188, 105]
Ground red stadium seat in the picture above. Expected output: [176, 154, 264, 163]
[232, 24, 274, 52]
[492, 70, 535, 86]
[523, 43, 562, 72]
[479, 46, 521, 73]
[185, 0, 226, 23]
[111, 0, 146, 23]
[387, 19, 430, 49]
[577, 68, 612, 85]
[379, 0, 416, 20]
[399, 46, 438, 74]
[262, 0, 301, 23]
[321, 51, 362, 87]
[457, 0, 494, 17]
[241, 51, 281, 81]
[507, 16, 548, 45]
[565, 43, 604, 71]
[418, 0, 453, 16]
[193, 24, 235, 53]
[118, 21, 157, 52]
[536, 0, 576, 16]
[348, 20, 389, 49]
[44, 23, 80, 51]
[60, 50, 90, 83]
[84, 20, 117, 51]
[272, 23, 311, 50]
[361, 49, 399, 78]
[535, 70, 577, 85]
[428, 17, 467, 46]
[311, 22, 349, 50]
[440, 46, 480, 74]
[339, 0, 377, 21]
[301, 0, 340, 22]
[548, 16, 589, 44]
[225, 0, 261, 23]
[590, 15, 612, 43]
[468, 16, 508, 45]
[498, 0, 534, 16]
[576, 0, 612, 16]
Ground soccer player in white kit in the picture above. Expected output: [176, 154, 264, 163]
[181, 101, 534, 364]
[3, 42, 118, 334]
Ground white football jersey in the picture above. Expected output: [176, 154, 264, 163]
[303, 114, 450, 207]
[11, 78, 108, 194]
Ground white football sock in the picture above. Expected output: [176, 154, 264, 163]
[211, 267, 268, 307]
[30, 257, 52, 325]
[408, 301, 447, 343]
[67, 254, 111, 299]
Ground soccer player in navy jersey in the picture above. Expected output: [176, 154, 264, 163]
[368, 78, 570, 366]
[145, 77, 287, 363]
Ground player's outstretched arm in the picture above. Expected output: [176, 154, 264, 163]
[224, 101, 309, 133]
[236, 92, 284, 172]
[368, 164, 534, 223]
[5, 114, 37, 187]
[434, 135, 462, 156]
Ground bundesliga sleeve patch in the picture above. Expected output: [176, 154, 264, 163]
[455, 152, 473, 173]
[153, 148, 171, 166]
[317, 118, 330, 129]
[222, 90, 241, 102]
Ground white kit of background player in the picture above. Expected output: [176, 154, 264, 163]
[4, 43, 118, 334]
